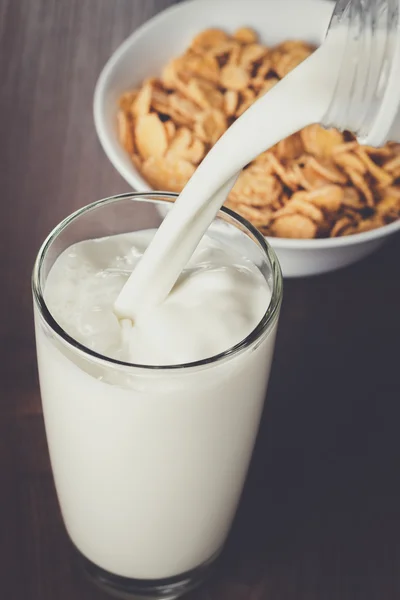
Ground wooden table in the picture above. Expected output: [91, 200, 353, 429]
[1, 0, 400, 598]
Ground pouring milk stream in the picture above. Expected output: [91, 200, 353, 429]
[114, 40, 340, 321]
[115, 0, 400, 321]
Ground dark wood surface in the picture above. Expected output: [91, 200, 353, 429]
[1, 0, 400, 598]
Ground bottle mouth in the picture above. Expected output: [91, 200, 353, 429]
[323, 0, 400, 145]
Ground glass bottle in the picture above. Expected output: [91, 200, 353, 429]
[323, 0, 400, 146]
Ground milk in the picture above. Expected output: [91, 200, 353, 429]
[35, 229, 279, 579]
[45, 232, 270, 366]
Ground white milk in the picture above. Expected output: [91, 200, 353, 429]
[44, 232, 270, 366]
[35, 231, 278, 579]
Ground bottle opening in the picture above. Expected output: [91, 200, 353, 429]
[322, 0, 400, 146]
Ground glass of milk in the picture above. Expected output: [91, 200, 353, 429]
[32, 192, 282, 599]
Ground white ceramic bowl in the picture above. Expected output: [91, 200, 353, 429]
[94, 0, 400, 277]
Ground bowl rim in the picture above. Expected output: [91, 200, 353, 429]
[93, 0, 400, 250]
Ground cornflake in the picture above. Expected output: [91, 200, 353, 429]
[117, 27, 400, 238]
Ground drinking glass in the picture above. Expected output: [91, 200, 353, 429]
[32, 192, 282, 599]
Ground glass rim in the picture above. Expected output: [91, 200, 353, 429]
[32, 192, 283, 372]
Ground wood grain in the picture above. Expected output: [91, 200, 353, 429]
[1, 0, 400, 598]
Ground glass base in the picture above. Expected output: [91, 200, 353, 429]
[77, 549, 218, 600]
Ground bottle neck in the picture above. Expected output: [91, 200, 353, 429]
[322, 0, 400, 146]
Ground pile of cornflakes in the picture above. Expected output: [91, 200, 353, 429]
[117, 27, 400, 239]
